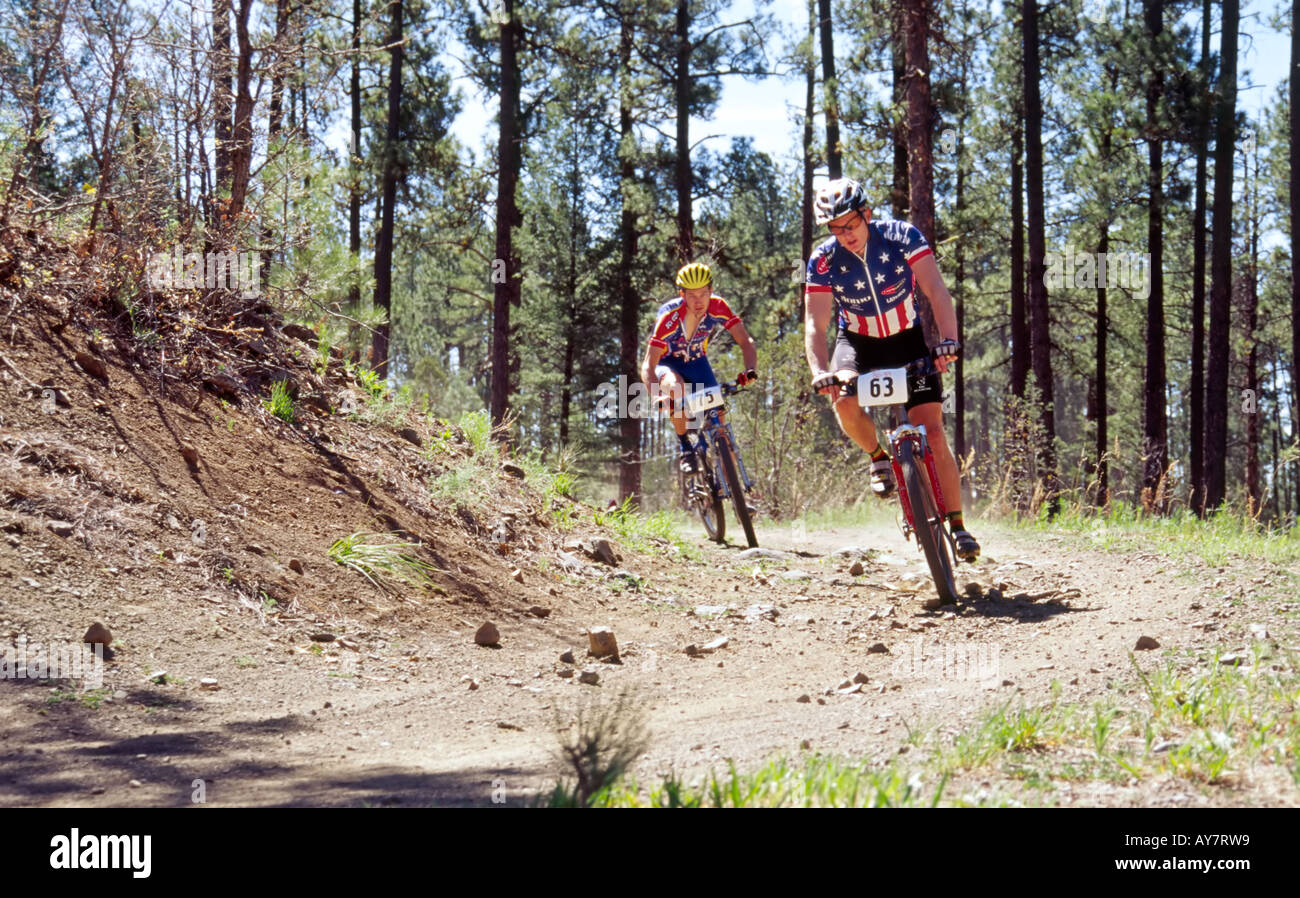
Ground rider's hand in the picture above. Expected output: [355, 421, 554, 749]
[811, 370, 842, 403]
[932, 339, 960, 374]
[737, 369, 758, 387]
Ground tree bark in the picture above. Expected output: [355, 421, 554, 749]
[1142, 0, 1167, 511]
[1010, 123, 1028, 398]
[1205, 0, 1239, 512]
[373, 0, 405, 379]
[1023, 0, 1056, 512]
[212, 0, 232, 209]
[902, 0, 933, 243]
[674, 0, 693, 261]
[817, 0, 841, 178]
[617, 6, 642, 504]
[1190, 0, 1211, 514]
[490, 0, 523, 427]
[227, 0, 255, 221]
[349, 0, 363, 318]
[1095, 226, 1109, 506]
[801, 0, 815, 265]
[890, 20, 909, 219]
[1291, 0, 1300, 515]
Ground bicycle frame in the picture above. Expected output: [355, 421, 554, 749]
[696, 410, 754, 498]
[884, 415, 949, 538]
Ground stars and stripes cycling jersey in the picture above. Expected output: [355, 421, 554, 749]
[804, 220, 933, 338]
[647, 295, 741, 363]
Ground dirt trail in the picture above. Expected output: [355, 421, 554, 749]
[6, 507, 1288, 808]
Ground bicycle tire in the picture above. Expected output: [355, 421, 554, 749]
[718, 439, 758, 548]
[897, 439, 957, 604]
[682, 457, 725, 543]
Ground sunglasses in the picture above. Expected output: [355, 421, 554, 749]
[826, 213, 864, 236]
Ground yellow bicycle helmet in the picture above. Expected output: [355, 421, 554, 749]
[675, 261, 713, 289]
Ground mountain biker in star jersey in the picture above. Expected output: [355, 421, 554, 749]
[640, 261, 758, 474]
[802, 177, 980, 562]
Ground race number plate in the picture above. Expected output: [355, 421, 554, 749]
[683, 385, 724, 414]
[856, 367, 908, 407]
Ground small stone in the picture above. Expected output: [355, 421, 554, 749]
[837, 678, 853, 690]
[180, 443, 199, 467]
[736, 547, 792, 561]
[1001, 679, 1015, 687]
[1218, 652, 1248, 666]
[289, 559, 305, 575]
[590, 539, 618, 566]
[1249, 624, 1270, 640]
[795, 694, 811, 703]
[47, 520, 74, 537]
[474, 622, 501, 647]
[1134, 635, 1160, 651]
[511, 568, 524, 583]
[527, 606, 551, 618]
[830, 546, 874, 560]
[853, 672, 869, 684]
[559, 649, 575, 664]
[800, 739, 811, 750]
[587, 626, 619, 660]
[701, 636, 729, 652]
[1151, 740, 1179, 753]
[75, 350, 108, 380]
[200, 678, 220, 690]
[129, 779, 142, 788]
[309, 632, 336, 643]
[147, 670, 168, 684]
[461, 676, 479, 690]
[779, 569, 812, 582]
[578, 669, 600, 685]
[502, 462, 526, 479]
[398, 427, 423, 447]
[848, 561, 865, 577]
[867, 642, 889, 654]
[557, 668, 574, 678]
[83, 622, 113, 646]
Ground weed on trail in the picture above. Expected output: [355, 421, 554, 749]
[543, 686, 652, 808]
[327, 531, 443, 593]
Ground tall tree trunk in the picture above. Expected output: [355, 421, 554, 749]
[1010, 123, 1028, 398]
[1023, 0, 1056, 512]
[801, 0, 815, 266]
[1142, 0, 1167, 511]
[1291, 0, 1300, 516]
[212, 0, 232, 214]
[227, 0, 255, 222]
[268, 0, 290, 140]
[1205, 0, 1239, 512]
[617, 8, 642, 504]
[817, 0, 841, 178]
[890, 21, 909, 219]
[373, 0, 405, 379]
[902, 0, 933, 243]
[349, 0, 363, 320]
[674, 0, 693, 260]
[490, 0, 522, 427]
[1190, 0, 1211, 514]
[1245, 138, 1260, 512]
[953, 6, 970, 471]
[1095, 226, 1109, 506]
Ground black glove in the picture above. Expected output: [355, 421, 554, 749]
[811, 371, 839, 394]
[932, 339, 961, 361]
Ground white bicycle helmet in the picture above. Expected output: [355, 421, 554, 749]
[813, 177, 868, 225]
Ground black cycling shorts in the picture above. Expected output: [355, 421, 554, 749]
[831, 326, 942, 411]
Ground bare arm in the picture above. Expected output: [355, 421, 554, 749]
[803, 288, 834, 376]
[726, 319, 758, 373]
[640, 342, 666, 388]
[910, 255, 960, 373]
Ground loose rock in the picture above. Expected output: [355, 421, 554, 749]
[590, 539, 619, 566]
[501, 462, 526, 479]
[853, 672, 869, 684]
[1134, 635, 1160, 651]
[474, 622, 501, 647]
[779, 569, 813, 582]
[47, 520, 74, 537]
[867, 642, 889, 654]
[527, 606, 551, 618]
[74, 350, 108, 381]
[578, 669, 600, 685]
[736, 547, 792, 561]
[848, 561, 865, 577]
[289, 559, 304, 575]
[587, 626, 619, 660]
[796, 694, 811, 703]
[559, 649, 575, 664]
[180, 443, 199, 467]
[309, 632, 336, 643]
[200, 678, 220, 690]
[83, 622, 113, 647]
[511, 568, 524, 583]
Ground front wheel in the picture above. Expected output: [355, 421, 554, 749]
[681, 457, 725, 543]
[717, 439, 758, 548]
[897, 439, 957, 604]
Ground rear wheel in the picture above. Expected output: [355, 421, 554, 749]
[718, 439, 757, 548]
[897, 439, 957, 604]
[682, 457, 725, 543]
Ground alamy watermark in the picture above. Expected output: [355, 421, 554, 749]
[146, 245, 261, 298]
[889, 636, 1000, 683]
[1044, 244, 1151, 299]
[595, 375, 719, 425]
[2, 639, 104, 688]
